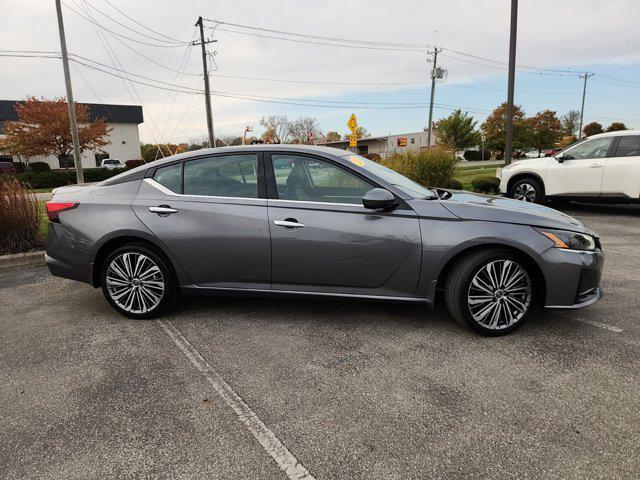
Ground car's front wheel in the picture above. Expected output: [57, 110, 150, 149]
[101, 244, 176, 319]
[509, 177, 543, 203]
[445, 249, 534, 336]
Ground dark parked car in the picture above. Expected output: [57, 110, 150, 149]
[45, 145, 603, 335]
[0, 161, 17, 175]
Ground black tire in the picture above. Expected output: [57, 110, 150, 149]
[445, 249, 535, 336]
[100, 243, 177, 319]
[508, 177, 544, 204]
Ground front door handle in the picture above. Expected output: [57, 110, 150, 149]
[149, 205, 178, 215]
[274, 219, 306, 229]
[589, 164, 603, 168]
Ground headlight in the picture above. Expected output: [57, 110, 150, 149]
[536, 228, 597, 251]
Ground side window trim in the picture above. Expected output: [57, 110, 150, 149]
[607, 136, 620, 158]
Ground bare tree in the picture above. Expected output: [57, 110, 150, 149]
[288, 117, 322, 144]
[560, 110, 581, 137]
[259, 115, 290, 143]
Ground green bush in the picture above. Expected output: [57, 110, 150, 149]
[0, 177, 42, 255]
[471, 176, 500, 194]
[446, 179, 464, 190]
[13, 162, 26, 173]
[381, 147, 457, 188]
[17, 168, 122, 189]
[30, 162, 51, 172]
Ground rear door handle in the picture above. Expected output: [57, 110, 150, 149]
[149, 205, 178, 215]
[274, 219, 306, 229]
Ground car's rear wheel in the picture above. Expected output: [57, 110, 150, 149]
[101, 244, 176, 319]
[445, 249, 534, 336]
[509, 177, 543, 203]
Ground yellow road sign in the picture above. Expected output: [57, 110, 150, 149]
[347, 113, 358, 133]
[349, 134, 358, 147]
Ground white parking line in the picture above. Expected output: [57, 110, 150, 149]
[553, 313, 623, 333]
[157, 320, 316, 480]
[604, 249, 637, 257]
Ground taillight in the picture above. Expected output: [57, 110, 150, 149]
[45, 202, 78, 223]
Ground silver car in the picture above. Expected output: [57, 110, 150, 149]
[45, 145, 604, 336]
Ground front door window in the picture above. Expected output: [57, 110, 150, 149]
[271, 154, 372, 204]
[563, 137, 613, 160]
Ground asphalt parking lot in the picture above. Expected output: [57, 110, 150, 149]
[1, 203, 639, 480]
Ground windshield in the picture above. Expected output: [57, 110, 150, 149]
[340, 154, 434, 198]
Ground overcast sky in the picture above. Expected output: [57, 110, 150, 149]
[2, 0, 639, 143]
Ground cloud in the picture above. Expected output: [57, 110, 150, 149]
[2, 0, 639, 141]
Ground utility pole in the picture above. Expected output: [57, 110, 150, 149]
[578, 72, 594, 139]
[55, 0, 84, 184]
[427, 47, 442, 148]
[195, 16, 216, 148]
[504, 0, 518, 166]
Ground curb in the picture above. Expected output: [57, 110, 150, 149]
[0, 251, 46, 270]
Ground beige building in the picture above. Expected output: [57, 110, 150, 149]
[0, 100, 143, 169]
[319, 129, 438, 157]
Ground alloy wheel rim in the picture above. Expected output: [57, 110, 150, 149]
[467, 259, 532, 330]
[513, 183, 536, 202]
[106, 252, 165, 314]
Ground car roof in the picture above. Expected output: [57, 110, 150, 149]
[586, 129, 640, 139]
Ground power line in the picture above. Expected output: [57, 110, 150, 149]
[214, 27, 427, 53]
[74, 0, 186, 45]
[103, 0, 187, 44]
[61, 1, 188, 48]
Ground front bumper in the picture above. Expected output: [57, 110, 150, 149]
[540, 248, 604, 309]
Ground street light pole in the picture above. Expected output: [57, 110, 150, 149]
[55, 0, 84, 183]
[504, 0, 518, 166]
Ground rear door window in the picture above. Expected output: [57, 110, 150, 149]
[153, 163, 181, 193]
[613, 136, 640, 157]
[183, 154, 259, 198]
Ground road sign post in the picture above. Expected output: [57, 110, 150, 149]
[347, 113, 358, 153]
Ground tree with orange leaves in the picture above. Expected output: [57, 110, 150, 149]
[0, 97, 110, 168]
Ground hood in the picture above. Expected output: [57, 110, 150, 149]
[437, 191, 589, 233]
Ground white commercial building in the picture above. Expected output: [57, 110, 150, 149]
[319, 129, 438, 157]
[0, 100, 143, 169]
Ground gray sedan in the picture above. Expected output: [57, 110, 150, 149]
[45, 145, 604, 335]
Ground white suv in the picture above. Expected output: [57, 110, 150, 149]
[498, 130, 640, 204]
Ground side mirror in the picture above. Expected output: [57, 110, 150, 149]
[362, 188, 397, 210]
[556, 153, 565, 163]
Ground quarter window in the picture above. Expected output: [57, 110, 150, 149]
[613, 136, 640, 157]
[183, 154, 259, 198]
[153, 163, 181, 193]
[272, 154, 373, 204]
[563, 137, 613, 160]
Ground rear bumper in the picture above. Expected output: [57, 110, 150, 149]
[540, 248, 604, 309]
[45, 223, 93, 285]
